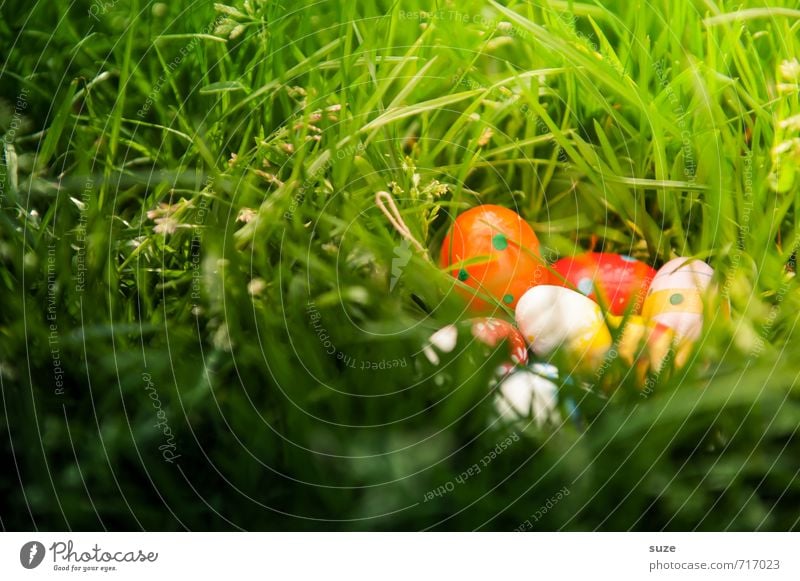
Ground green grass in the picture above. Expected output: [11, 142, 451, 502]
[2, 0, 800, 530]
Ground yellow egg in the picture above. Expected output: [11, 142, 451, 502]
[641, 257, 714, 340]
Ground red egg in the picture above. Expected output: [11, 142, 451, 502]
[440, 205, 546, 312]
[469, 318, 529, 366]
[551, 252, 657, 316]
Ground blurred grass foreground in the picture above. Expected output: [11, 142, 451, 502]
[2, 0, 800, 530]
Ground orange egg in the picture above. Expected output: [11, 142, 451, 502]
[440, 205, 546, 312]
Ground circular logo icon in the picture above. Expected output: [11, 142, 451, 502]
[20, 541, 46, 569]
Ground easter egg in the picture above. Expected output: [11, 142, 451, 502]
[610, 315, 676, 378]
[551, 252, 657, 315]
[515, 285, 612, 368]
[440, 204, 546, 312]
[423, 318, 528, 368]
[470, 318, 529, 366]
[641, 258, 714, 340]
[496, 366, 561, 427]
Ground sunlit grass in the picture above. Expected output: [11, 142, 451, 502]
[1, 0, 799, 530]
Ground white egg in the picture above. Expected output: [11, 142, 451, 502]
[647, 257, 714, 293]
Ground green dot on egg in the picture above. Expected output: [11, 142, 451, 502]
[503, 293, 514, 304]
[669, 292, 684, 305]
[458, 269, 469, 281]
[492, 233, 508, 251]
